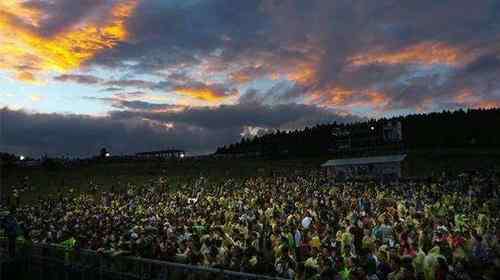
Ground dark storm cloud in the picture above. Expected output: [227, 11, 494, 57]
[91, 0, 271, 73]
[104, 79, 156, 89]
[100, 87, 123, 92]
[54, 74, 102, 85]
[83, 97, 178, 111]
[113, 91, 147, 98]
[110, 102, 360, 131]
[440, 54, 500, 106]
[240, 83, 306, 105]
[463, 54, 500, 75]
[0, 107, 231, 157]
[1, 105, 359, 157]
[238, 89, 265, 105]
[114, 100, 178, 111]
[371, 53, 500, 111]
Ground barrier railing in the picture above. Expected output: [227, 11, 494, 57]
[0, 239, 288, 280]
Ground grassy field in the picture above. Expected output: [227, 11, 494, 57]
[1, 148, 499, 201]
[403, 148, 500, 176]
[1, 156, 331, 201]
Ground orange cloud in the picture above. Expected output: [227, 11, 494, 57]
[478, 100, 500, 109]
[365, 91, 389, 107]
[0, 0, 43, 27]
[231, 73, 253, 84]
[29, 94, 43, 102]
[348, 42, 469, 67]
[455, 89, 475, 104]
[287, 63, 317, 85]
[307, 87, 353, 106]
[230, 65, 269, 84]
[225, 43, 322, 86]
[454, 89, 500, 109]
[306, 86, 389, 110]
[415, 96, 435, 113]
[175, 86, 236, 103]
[0, 0, 140, 81]
[285, 45, 323, 85]
[15, 72, 39, 84]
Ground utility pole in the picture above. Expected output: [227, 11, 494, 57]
[0, 109, 5, 204]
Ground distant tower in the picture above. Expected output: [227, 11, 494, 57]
[383, 121, 403, 142]
[332, 127, 351, 151]
[100, 147, 108, 158]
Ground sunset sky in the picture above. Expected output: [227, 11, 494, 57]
[1, 0, 500, 156]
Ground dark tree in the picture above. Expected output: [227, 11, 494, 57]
[215, 108, 500, 158]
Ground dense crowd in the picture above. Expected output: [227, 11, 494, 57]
[4, 170, 500, 279]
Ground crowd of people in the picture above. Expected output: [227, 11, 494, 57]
[3, 170, 500, 279]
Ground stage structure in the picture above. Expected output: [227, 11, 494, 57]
[322, 154, 406, 181]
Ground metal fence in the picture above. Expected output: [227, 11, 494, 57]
[0, 240, 288, 280]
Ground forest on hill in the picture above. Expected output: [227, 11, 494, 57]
[215, 108, 500, 157]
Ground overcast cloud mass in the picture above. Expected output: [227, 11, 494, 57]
[1, 0, 499, 156]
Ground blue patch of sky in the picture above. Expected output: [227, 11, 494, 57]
[396, 64, 454, 86]
[0, 71, 111, 114]
[238, 78, 291, 99]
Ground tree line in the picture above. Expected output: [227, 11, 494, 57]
[215, 108, 500, 157]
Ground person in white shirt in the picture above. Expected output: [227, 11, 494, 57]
[302, 214, 312, 230]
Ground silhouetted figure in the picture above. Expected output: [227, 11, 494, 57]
[12, 188, 20, 208]
[1, 209, 19, 258]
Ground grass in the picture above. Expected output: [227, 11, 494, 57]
[1, 157, 329, 201]
[1, 148, 499, 202]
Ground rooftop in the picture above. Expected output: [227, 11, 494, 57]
[321, 154, 407, 167]
[136, 149, 185, 155]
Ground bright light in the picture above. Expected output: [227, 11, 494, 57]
[105, 152, 110, 157]
[370, 126, 375, 131]
[180, 153, 185, 158]
[19, 155, 25, 161]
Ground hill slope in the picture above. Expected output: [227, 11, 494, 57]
[216, 108, 500, 157]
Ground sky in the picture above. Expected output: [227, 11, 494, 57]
[1, 0, 500, 157]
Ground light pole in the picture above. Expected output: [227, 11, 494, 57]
[0, 109, 4, 204]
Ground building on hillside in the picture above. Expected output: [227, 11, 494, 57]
[135, 149, 186, 160]
[332, 120, 403, 155]
[321, 154, 406, 182]
[382, 121, 403, 142]
[332, 128, 352, 151]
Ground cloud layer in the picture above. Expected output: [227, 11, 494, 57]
[1, 105, 359, 157]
